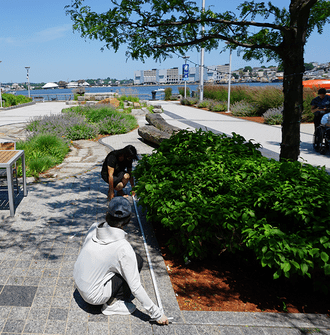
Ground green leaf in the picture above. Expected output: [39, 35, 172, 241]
[324, 264, 330, 276]
[301, 263, 308, 275]
[321, 252, 329, 263]
[282, 262, 291, 273]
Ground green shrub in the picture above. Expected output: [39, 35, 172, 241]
[204, 85, 284, 116]
[134, 130, 330, 292]
[164, 87, 172, 100]
[66, 124, 98, 140]
[178, 86, 190, 97]
[180, 97, 198, 106]
[231, 101, 258, 116]
[210, 102, 227, 112]
[2, 93, 32, 107]
[98, 114, 138, 135]
[197, 99, 213, 109]
[263, 107, 283, 125]
[16, 134, 69, 178]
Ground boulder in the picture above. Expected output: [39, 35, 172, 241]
[146, 113, 180, 134]
[138, 125, 171, 145]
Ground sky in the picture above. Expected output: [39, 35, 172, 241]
[0, 0, 329, 84]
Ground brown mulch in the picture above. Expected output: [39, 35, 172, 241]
[153, 225, 330, 315]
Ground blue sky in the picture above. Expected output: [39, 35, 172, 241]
[0, 0, 329, 84]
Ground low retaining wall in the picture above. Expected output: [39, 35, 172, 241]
[0, 101, 36, 111]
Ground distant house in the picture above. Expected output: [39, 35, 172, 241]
[67, 82, 79, 88]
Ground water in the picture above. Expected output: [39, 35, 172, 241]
[17, 82, 281, 101]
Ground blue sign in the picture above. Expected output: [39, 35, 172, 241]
[183, 64, 189, 80]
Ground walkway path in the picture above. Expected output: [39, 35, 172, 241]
[0, 102, 329, 334]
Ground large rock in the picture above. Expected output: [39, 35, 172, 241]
[138, 113, 181, 146]
[146, 113, 180, 134]
[138, 125, 171, 145]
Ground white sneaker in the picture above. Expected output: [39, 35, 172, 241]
[101, 299, 136, 316]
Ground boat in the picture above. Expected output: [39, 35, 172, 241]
[303, 79, 330, 90]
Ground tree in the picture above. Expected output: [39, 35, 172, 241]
[244, 66, 253, 73]
[66, 0, 330, 161]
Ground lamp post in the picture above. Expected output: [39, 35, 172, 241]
[182, 56, 190, 98]
[226, 44, 232, 113]
[25, 67, 30, 98]
[0, 61, 2, 108]
[199, 0, 205, 101]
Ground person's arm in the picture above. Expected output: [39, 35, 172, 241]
[127, 167, 135, 196]
[107, 166, 115, 200]
[119, 247, 168, 324]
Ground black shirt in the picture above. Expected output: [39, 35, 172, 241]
[101, 152, 132, 178]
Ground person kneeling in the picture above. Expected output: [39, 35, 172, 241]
[73, 197, 168, 325]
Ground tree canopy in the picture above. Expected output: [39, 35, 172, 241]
[66, 0, 330, 161]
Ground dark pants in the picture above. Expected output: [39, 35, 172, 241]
[314, 111, 324, 131]
[101, 170, 126, 188]
[110, 253, 143, 301]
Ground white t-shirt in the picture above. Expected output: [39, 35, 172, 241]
[73, 222, 162, 320]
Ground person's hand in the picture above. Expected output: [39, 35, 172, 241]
[156, 314, 169, 325]
[131, 190, 136, 197]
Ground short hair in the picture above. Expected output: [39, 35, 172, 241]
[318, 88, 326, 95]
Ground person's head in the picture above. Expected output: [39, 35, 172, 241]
[318, 88, 327, 98]
[123, 145, 138, 161]
[105, 197, 132, 228]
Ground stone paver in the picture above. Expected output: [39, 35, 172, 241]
[0, 102, 329, 334]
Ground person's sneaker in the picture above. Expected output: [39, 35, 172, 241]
[101, 299, 136, 316]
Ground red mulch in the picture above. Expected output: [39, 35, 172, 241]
[153, 225, 330, 314]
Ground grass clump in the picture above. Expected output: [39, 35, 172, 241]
[231, 101, 258, 116]
[263, 107, 283, 125]
[16, 134, 69, 178]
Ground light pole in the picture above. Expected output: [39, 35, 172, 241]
[199, 0, 205, 101]
[182, 56, 190, 98]
[0, 61, 2, 108]
[226, 44, 232, 113]
[25, 67, 30, 98]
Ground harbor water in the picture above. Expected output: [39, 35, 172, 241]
[17, 82, 281, 102]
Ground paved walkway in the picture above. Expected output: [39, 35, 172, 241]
[0, 102, 329, 334]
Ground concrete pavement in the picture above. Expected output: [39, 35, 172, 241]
[0, 102, 329, 334]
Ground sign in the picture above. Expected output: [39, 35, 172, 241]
[183, 64, 189, 81]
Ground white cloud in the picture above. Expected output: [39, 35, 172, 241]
[0, 24, 72, 46]
[34, 24, 72, 43]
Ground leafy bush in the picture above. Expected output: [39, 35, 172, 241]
[178, 86, 190, 97]
[263, 107, 283, 125]
[164, 87, 172, 100]
[197, 99, 213, 109]
[210, 102, 227, 112]
[2, 93, 32, 107]
[231, 101, 258, 116]
[180, 97, 198, 106]
[134, 130, 330, 292]
[16, 134, 69, 178]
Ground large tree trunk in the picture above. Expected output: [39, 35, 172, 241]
[279, 0, 316, 161]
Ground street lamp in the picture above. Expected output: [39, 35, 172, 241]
[182, 56, 190, 98]
[226, 43, 232, 113]
[0, 61, 2, 108]
[199, 0, 205, 101]
[25, 67, 30, 98]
